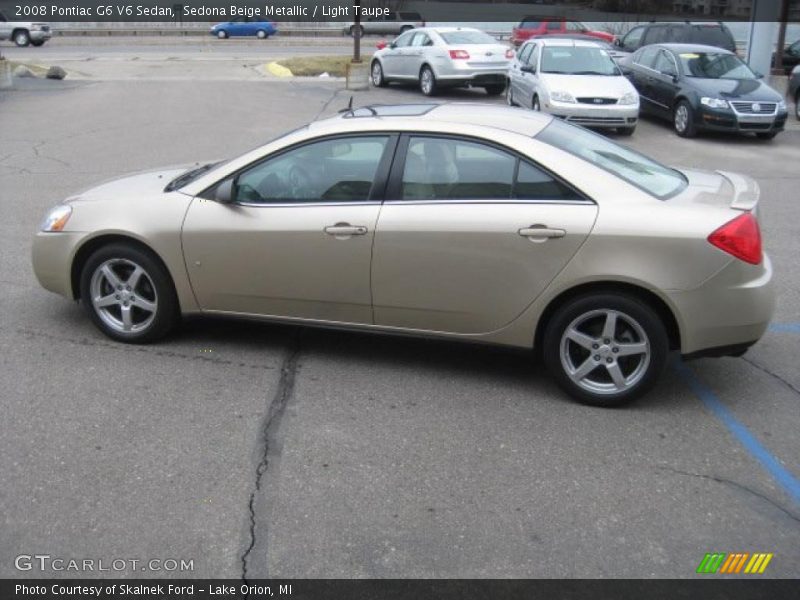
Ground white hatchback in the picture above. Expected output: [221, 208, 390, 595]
[508, 38, 640, 135]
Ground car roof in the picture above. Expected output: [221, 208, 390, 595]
[310, 103, 554, 138]
[534, 38, 604, 48]
[654, 43, 734, 54]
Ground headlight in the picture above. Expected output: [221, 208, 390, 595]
[40, 204, 72, 232]
[550, 91, 576, 103]
[618, 92, 638, 105]
[778, 100, 787, 111]
[700, 97, 729, 109]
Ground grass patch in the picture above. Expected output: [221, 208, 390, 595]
[275, 55, 373, 78]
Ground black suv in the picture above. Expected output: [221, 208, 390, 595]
[616, 22, 736, 54]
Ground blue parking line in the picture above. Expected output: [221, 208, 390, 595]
[673, 360, 800, 507]
[769, 323, 800, 334]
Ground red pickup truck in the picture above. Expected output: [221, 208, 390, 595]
[511, 17, 614, 47]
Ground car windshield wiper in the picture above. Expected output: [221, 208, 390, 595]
[164, 162, 221, 192]
[572, 70, 618, 76]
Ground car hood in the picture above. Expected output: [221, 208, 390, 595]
[540, 73, 636, 97]
[67, 165, 208, 203]
[685, 77, 783, 101]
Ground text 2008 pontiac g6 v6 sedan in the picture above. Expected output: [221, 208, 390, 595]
[32, 104, 774, 406]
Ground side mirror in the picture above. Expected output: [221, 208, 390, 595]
[521, 65, 535, 74]
[614, 38, 622, 47]
[376, 40, 387, 50]
[215, 179, 235, 204]
[389, 41, 397, 49]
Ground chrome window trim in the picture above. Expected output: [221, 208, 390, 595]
[383, 199, 595, 206]
[231, 201, 383, 208]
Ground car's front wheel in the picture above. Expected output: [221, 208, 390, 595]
[420, 65, 437, 96]
[256, 30, 268, 39]
[542, 293, 669, 407]
[217, 30, 228, 39]
[673, 100, 697, 138]
[371, 60, 386, 87]
[14, 30, 31, 47]
[79, 244, 179, 343]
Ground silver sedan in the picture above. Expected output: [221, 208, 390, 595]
[371, 27, 513, 96]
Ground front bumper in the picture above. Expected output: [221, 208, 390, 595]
[668, 253, 775, 356]
[698, 106, 788, 134]
[30, 29, 52, 42]
[544, 99, 640, 128]
[32, 231, 84, 299]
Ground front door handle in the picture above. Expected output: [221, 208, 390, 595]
[324, 223, 368, 237]
[518, 225, 566, 241]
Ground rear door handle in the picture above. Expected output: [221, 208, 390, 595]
[324, 223, 368, 237]
[518, 225, 566, 240]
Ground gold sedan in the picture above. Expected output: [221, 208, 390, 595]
[32, 104, 774, 406]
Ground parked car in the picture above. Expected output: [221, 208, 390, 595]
[789, 64, 800, 120]
[31, 103, 774, 407]
[526, 33, 628, 62]
[508, 39, 639, 135]
[371, 27, 513, 96]
[615, 22, 736, 55]
[347, 11, 424, 37]
[0, 9, 51, 47]
[210, 17, 277, 39]
[620, 43, 788, 139]
[511, 17, 614, 47]
[776, 39, 800, 75]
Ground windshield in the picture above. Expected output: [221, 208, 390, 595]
[536, 119, 686, 199]
[677, 52, 756, 80]
[540, 46, 620, 75]
[440, 31, 496, 45]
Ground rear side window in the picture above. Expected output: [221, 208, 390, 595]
[643, 25, 670, 45]
[636, 46, 660, 68]
[400, 136, 583, 201]
[690, 25, 736, 51]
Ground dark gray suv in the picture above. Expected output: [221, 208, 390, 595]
[616, 22, 736, 55]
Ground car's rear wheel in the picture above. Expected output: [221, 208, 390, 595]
[79, 244, 179, 344]
[217, 30, 228, 39]
[506, 82, 515, 106]
[542, 293, 669, 407]
[673, 100, 697, 138]
[420, 65, 437, 96]
[14, 30, 31, 47]
[371, 60, 387, 87]
[532, 94, 541, 111]
[349, 25, 364, 38]
[485, 83, 505, 96]
[256, 30, 268, 39]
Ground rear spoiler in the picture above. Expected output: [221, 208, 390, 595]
[716, 170, 760, 212]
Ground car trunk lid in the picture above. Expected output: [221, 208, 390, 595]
[671, 168, 760, 214]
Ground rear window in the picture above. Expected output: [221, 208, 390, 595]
[536, 119, 686, 200]
[689, 25, 735, 51]
[440, 31, 496, 45]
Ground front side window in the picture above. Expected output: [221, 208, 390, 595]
[546, 21, 562, 32]
[537, 120, 686, 199]
[518, 43, 533, 63]
[520, 20, 543, 30]
[235, 136, 389, 204]
[677, 51, 756, 80]
[400, 137, 582, 202]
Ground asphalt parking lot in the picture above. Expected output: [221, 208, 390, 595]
[1, 40, 799, 579]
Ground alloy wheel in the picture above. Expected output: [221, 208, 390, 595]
[89, 258, 158, 334]
[559, 309, 651, 396]
[421, 69, 433, 95]
[675, 105, 689, 133]
[372, 62, 383, 86]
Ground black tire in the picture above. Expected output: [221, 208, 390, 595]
[371, 60, 387, 87]
[485, 83, 506, 96]
[349, 25, 364, 38]
[506, 82, 515, 106]
[256, 29, 268, 39]
[79, 243, 179, 344]
[217, 30, 228, 39]
[14, 30, 31, 47]
[673, 99, 697, 138]
[542, 293, 669, 407]
[31, 40, 45, 47]
[420, 65, 437, 96]
[532, 94, 541, 111]
[617, 125, 636, 136]
[756, 131, 778, 140]
[795, 91, 800, 121]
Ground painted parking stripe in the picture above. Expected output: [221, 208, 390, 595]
[674, 360, 800, 507]
[768, 323, 800, 334]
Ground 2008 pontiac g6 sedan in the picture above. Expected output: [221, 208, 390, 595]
[32, 104, 774, 406]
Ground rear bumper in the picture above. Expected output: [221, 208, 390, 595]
[437, 71, 508, 87]
[667, 253, 775, 356]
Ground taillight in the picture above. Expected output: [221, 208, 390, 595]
[707, 212, 762, 265]
[505, 49, 514, 59]
[449, 49, 470, 59]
